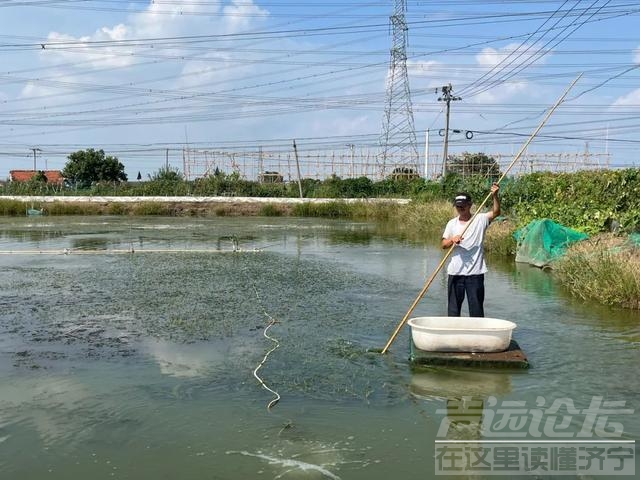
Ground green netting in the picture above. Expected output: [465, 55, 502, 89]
[513, 219, 589, 267]
[629, 233, 640, 247]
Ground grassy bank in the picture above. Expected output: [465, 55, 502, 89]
[4, 197, 516, 253]
[0, 199, 295, 217]
[291, 199, 517, 254]
[553, 235, 640, 309]
[6, 168, 640, 233]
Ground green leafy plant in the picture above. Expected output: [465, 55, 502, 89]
[62, 148, 127, 185]
[259, 203, 283, 216]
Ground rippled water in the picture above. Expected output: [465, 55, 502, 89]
[0, 216, 638, 479]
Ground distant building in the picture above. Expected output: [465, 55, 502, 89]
[258, 171, 284, 183]
[9, 170, 65, 185]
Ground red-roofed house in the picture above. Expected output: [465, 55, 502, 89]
[9, 170, 65, 185]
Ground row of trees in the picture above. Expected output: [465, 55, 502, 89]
[4, 147, 505, 216]
[7, 148, 640, 233]
[50, 149, 501, 186]
[11, 148, 502, 197]
[6, 148, 504, 199]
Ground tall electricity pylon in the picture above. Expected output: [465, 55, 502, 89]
[379, 0, 419, 176]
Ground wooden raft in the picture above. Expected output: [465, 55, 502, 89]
[410, 339, 529, 369]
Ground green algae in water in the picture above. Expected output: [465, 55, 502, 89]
[0, 240, 409, 403]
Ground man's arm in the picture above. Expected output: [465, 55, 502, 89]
[442, 235, 463, 249]
[441, 221, 460, 249]
[487, 183, 501, 221]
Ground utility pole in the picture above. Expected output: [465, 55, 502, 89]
[182, 148, 187, 180]
[165, 148, 169, 170]
[292, 140, 303, 199]
[584, 141, 590, 168]
[437, 84, 461, 176]
[424, 130, 429, 178]
[346, 144, 355, 177]
[30, 148, 41, 171]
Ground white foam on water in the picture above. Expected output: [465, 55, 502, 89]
[227, 450, 341, 480]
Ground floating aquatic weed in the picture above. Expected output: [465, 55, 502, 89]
[277, 420, 294, 436]
[326, 339, 366, 360]
[0, 225, 409, 404]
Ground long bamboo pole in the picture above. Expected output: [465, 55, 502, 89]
[381, 75, 582, 354]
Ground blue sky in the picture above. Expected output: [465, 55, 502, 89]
[1, 0, 639, 180]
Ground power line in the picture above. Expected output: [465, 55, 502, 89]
[462, 0, 614, 99]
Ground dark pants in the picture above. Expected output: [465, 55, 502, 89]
[447, 274, 485, 317]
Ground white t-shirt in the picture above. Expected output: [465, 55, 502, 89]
[442, 212, 491, 275]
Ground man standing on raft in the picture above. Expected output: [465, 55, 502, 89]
[441, 184, 501, 317]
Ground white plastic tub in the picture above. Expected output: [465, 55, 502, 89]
[407, 316, 516, 353]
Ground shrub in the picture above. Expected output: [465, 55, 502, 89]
[554, 235, 640, 309]
[259, 203, 283, 216]
[132, 202, 171, 216]
[46, 202, 101, 215]
[108, 203, 131, 215]
[292, 201, 354, 217]
[0, 200, 29, 216]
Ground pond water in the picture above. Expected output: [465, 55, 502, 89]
[0, 216, 638, 479]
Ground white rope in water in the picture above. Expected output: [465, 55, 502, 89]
[250, 284, 281, 410]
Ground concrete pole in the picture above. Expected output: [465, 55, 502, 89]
[437, 84, 460, 177]
[424, 130, 429, 178]
[442, 98, 451, 177]
[348, 143, 355, 178]
[292, 140, 303, 199]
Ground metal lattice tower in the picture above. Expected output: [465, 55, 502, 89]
[379, 0, 419, 174]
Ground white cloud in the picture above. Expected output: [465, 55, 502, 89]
[407, 59, 446, 89]
[16, 1, 272, 112]
[175, 49, 259, 91]
[43, 1, 269, 73]
[609, 46, 640, 105]
[223, 0, 269, 33]
[476, 46, 502, 68]
[466, 42, 551, 104]
[476, 42, 549, 68]
[471, 80, 529, 104]
[131, 0, 220, 37]
[613, 88, 640, 106]
[47, 25, 134, 69]
[20, 73, 79, 100]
